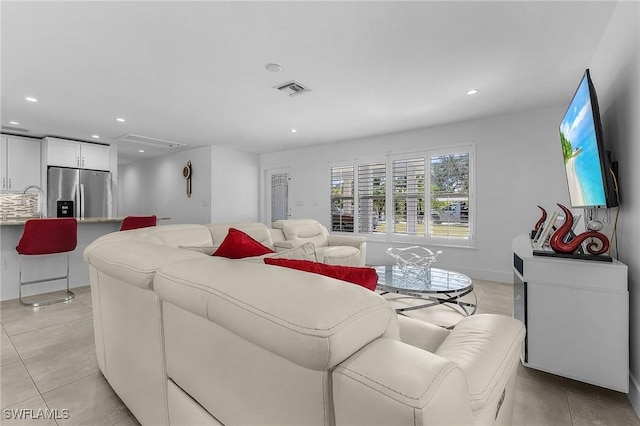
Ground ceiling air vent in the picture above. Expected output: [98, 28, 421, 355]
[274, 80, 311, 97]
[1, 125, 29, 133]
[117, 134, 185, 148]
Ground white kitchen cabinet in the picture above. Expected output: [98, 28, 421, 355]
[46, 138, 110, 171]
[512, 234, 628, 392]
[80, 143, 110, 170]
[0, 135, 41, 191]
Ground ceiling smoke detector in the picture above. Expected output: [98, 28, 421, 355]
[274, 81, 311, 97]
[117, 134, 185, 148]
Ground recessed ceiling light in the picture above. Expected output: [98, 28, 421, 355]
[466, 89, 479, 95]
[92, 134, 100, 139]
[290, 129, 297, 133]
[25, 97, 38, 102]
[7, 121, 20, 125]
[265, 63, 282, 72]
[138, 149, 145, 153]
[116, 118, 126, 122]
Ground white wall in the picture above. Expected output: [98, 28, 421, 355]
[261, 104, 569, 282]
[210, 145, 260, 223]
[589, 1, 640, 415]
[119, 146, 212, 224]
[118, 144, 260, 225]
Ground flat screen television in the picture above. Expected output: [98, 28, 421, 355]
[559, 69, 618, 208]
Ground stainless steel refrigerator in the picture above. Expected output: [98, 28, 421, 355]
[47, 167, 112, 218]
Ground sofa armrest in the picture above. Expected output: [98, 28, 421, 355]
[327, 234, 366, 248]
[397, 315, 450, 353]
[333, 338, 474, 425]
[435, 314, 525, 423]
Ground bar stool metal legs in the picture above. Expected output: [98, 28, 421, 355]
[18, 252, 75, 307]
[16, 218, 78, 307]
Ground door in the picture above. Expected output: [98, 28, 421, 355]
[80, 169, 112, 218]
[47, 167, 80, 217]
[266, 167, 292, 225]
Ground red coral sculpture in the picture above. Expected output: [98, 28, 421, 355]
[534, 205, 547, 231]
[549, 204, 609, 255]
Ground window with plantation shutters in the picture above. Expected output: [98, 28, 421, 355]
[428, 152, 471, 241]
[329, 145, 474, 247]
[358, 162, 385, 234]
[392, 158, 425, 236]
[330, 165, 355, 232]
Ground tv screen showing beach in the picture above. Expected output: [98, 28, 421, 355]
[559, 74, 607, 207]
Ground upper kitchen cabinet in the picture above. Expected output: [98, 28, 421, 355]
[0, 135, 41, 191]
[46, 138, 110, 171]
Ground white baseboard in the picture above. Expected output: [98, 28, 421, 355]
[629, 372, 640, 420]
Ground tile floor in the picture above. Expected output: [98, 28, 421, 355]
[1, 282, 639, 426]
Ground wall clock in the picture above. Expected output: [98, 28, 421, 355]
[183, 161, 192, 198]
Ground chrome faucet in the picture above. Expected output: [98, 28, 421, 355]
[22, 185, 45, 218]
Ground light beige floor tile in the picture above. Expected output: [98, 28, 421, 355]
[16, 320, 98, 393]
[483, 281, 514, 297]
[0, 299, 92, 336]
[1, 327, 20, 367]
[1, 395, 58, 426]
[470, 278, 492, 298]
[10, 318, 93, 360]
[475, 303, 513, 316]
[42, 373, 133, 426]
[72, 285, 92, 309]
[113, 414, 142, 426]
[517, 363, 569, 389]
[476, 284, 514, 315]
[512, 367, 573, 426]
[0, 360, 40, 409]
[566, 386, 640, 425]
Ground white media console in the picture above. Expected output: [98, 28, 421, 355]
[512, 234, 629, 392]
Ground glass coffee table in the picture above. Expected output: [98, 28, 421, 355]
[375, 265, 477, 318]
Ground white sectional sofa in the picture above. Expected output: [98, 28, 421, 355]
[84, 222, 525, 426]
[169, 219, 366, 266]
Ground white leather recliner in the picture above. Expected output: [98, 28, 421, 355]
[271, 219, 366, 266]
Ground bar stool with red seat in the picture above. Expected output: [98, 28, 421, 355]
[120, 215, 157, 231]
[16, 218, 77, 307]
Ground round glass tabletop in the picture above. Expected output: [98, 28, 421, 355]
[375, 265, 472, 294]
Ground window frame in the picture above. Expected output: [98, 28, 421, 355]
[425, 145, 475, 248]
[330, 144, 475, 248]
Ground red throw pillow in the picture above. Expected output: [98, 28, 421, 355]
[263, 258, 378, 291]
[213, 228, 275, 259]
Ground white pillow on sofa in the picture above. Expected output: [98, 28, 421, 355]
[261, 241, 317, 261]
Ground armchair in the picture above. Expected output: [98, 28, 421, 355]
[271, 219, 366, 266]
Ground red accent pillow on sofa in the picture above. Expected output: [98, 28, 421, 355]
[213, 228, 275, 259]
[263, 258, 378, 291]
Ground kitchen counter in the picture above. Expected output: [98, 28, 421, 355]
[0, 216, 169, 301]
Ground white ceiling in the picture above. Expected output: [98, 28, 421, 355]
[1, 1, 618, 164]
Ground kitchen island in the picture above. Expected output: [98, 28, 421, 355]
[0, 217, 168, 301]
